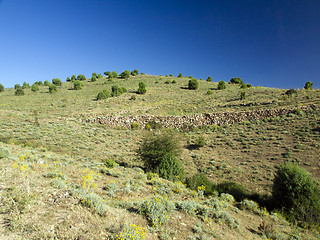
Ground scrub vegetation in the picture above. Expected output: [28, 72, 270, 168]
[0, 73, 319, 239]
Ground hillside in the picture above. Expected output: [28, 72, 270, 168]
[0, 74, 320, 239]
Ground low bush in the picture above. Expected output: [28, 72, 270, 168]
[229, 77, 243, 84]
[31, 83, 39, 92]
[77, 74, 86, 81]
[15, 88, 25, 96]
[52, 78, 62, 86]
[105, 158, 117, 168]
[48, 84, 57, 93]
[96, 90, 110, 100]
[73, 80, 83, 90]
[272, 163, 320, 225]
[194, 136, 206, 149]
[14, 84, 22, 89]
[22, 82, 30, 89]
[172, 79, 176, 84]
[177, 73, 183, 78]
[186, 173, 215, 196]
[137, 81, 146, 94]
[188, 79, 199, 90]
[155, 153, 185, 181]
[91, 75, 97, 82]
[206, 90, 213, 95]
[165, 80, 171, 84]
[217, 80, 226, 90]
[215, 181, 251, 202]
[207, 76, 212, 82]
[0, 83, 4, 92]
[304, 81, 313, 90]
[111, 85, 122, 97]
[285, 89, 298, 96]
[44, 80, 50, 86]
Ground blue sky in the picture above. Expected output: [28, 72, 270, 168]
[0, 0, 319, 89]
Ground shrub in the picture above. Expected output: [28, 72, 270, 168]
[240, 91, 246, 100]
[240, 82, 248, 89]
[131, 122, 139, 129]
[215, 181, 251, 202]
[246, 83, 252, 88]
[304, 81, 313, 90]
[35, 81, 43, 86]
[172, 80, 176, 84]
[15, 88, 25, 96]
[66, 77, 71, 82]
[14, 84, 22, 89]
[0, 83, 4, 92]
[96, 90, 110, 100]
[104, 71, 112, 78]
[155, 153, 184, 181]
[229, 77, 243, 84]
[194, 136, 206, 149]
[272, 163, 320, 225]
[137, 133, 181, 173]
[119, 70, 130, 79]
[73, 80, 83, 90]
[206, 90, 213, 95]
[120, 87, 127, 93]
[31, 83, 39, 92]
[97, 73, 103, 78]
[48, 84, 57, 93]
[207, 76, 212, 82]
[177, 73, 183, 78]
[186, 173, 215, 196]
[0, 148, 9, 159]
[285, 89, 298, 96]
[130, 95, 136, 100]
[137, 81, 146, 94]
[165, 80, 171, 84]
[105, 158, 117, 168]
[188, 79, 199, 90]
[44, 80, 50, 86]
[112, 71, 118, 78]
[91, 75, 97, 82]
[22, 82, 30, 89]
[217, 80, 226, 90]
[131, 69, 139, 76]
[52, 78, 62, 86]
[71, 75, 76, 81]
[77, 74, 86, 81]
[111, 85, 122, 97]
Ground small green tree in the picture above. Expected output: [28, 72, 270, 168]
[240, 82, 248, 89]
[66, 77, 71, 82]
[104, 71, 112, 78]
[272, 163, 320, 225]
[119, 70, 130, 79]
[73, 80, 83, 90]
[97, 73, 103, 78]
[44, 80, 50, 86]
[304, 81, 313, 90]
[207, 76, 212, 82]
[31, 83, 39, 92]
[218, 80, 226, 90]
[71, 75, 76, 81]
[91, 75, 97, 82]
[15, 88, 25, 96]
[96, 89, 110, 100]
[188, 79, 199, 90]
[177, 73, 183, 78]
[112, 71, 118, 78]
[49, 84, 57, 93]
[52, 78, 62, 86]
[111, 85, 122, 97]
[229, 77, 243, 84]
[131, 69, 139, 76]
[137, 81, 146, 94]
[14, 84, 22, 89]
[22, 82, 30, 89]
[0, 83, 4, 92]
[77, 74, 86, 81]
[36, 81, 43, 86]
[92, 72, 97, 77]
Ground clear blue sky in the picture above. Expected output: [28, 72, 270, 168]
[0, 0, 319, 89]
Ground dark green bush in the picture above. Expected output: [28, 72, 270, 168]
[44, 80, 50, 86]
[155, 153, 185, 181]
[112, 71, 118, 78]
[217, 80, 226, 90]
[35, 81, 43, 86]
[229, 77, 243, 84]
[15, 88, 25, 96]
[49, 84, 57, 93]
[22, 82, 30, 89]
[52, 78, 62, 86]
[207, 76, 212, 82]
[240, 82, 248, 89]
[215, 181, 251, 202]
[104, 71, 112, 78]
[131, 69, 139, 76]
[119, 70, 130, 79]
[137, 81, 146, 94]
[172, 80, 176, 84]
[91, 75, 97, 82]
[186, 173, 215, 195]
[272, 163, 320, 225]
[111, 85, 122, 97]
[206, 90, 213, 95]
[97, 73, 103, 78]
[165, 80, 171, 84]
[188, 79, 199, 90]
[71, 75, 77, 81]
[120, 87, 127, 93]
[77, 74, 86, 81]
[0, 83, 4, 92]
[14, 84, 22, 89]
[73, 80, 83, 90]
[304, 81, 313, 90]
[285, 89, 298, 96]
[137, 133, 181, 173]
[96, 90, 110, 100]
[177, 73, 183, 78]
[246, 84, 252, 88]
[240, 91, 246, 100]
[66, 77, 71, 82]
[31, 83, 39, 92]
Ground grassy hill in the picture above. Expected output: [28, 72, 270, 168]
[0, 74, 319, 239]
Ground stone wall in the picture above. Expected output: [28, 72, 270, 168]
[85, 104, 317, 129]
